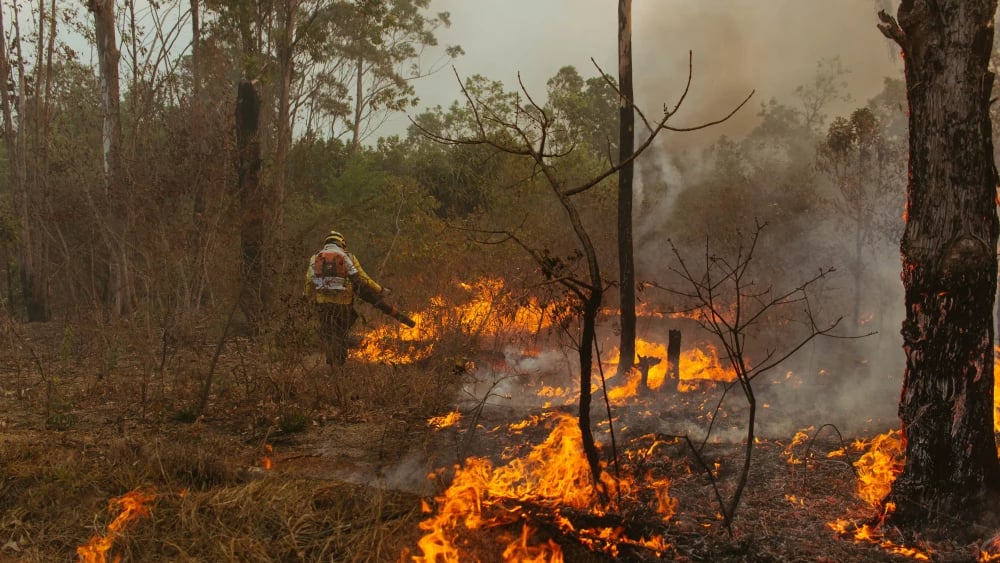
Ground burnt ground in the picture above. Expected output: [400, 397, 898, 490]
[1, 320, 998, 562]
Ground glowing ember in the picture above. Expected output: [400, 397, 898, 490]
[77, 489, 155, 563]
[261, 444, 274, 470]
[429, 411, 462, 430]
[982, 532, 1000, 562]
[828, 520, 931, 560]
[852, 429, 903, 507]
[412, 413, 674, 560]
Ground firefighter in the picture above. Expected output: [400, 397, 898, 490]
[304, 230, 388, 365]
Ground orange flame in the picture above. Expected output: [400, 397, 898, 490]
[501, 524, 565, 563]
[412, 413, 674, 560]
[981, 532, 1000, 562]
[604, 340, 737, 400]
[853, 430, 903, 507]
[353, 278, 568, 365]
[606, 339, 668, 391]
[994, 346, 1000, 434]
[676, 344, 736, 391]
[828, 520, 930, 560]
[429, 411, 462, 430]
[261, 444, 274, 471]
[351, 312, 434, 364]
[782, 430, 811, 466]
[77, 489, 155, 563]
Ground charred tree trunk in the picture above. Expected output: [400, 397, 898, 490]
[578, 290, 603, 491]
[616, 0, 636, 378]
[878, 1, 1000, 526]
[667, 329, 681, 382]
[236, 80, 264, 329]
[540, 167, 606, 491]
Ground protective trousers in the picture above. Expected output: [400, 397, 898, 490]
[317, 303, 356, 365]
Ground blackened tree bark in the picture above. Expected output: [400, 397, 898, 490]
[616, 0, 637, 379]
[236, 80, 264, 328]
[877, 1, 1000, 525]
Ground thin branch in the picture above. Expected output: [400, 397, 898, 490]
[876, 10, 905, 46]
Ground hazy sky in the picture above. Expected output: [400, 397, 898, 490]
[393, 0, 903, 144]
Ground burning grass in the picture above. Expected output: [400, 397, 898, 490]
[412, 412, 677, 561]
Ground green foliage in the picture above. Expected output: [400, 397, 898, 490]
[60, 325, 74, 364]
[170, 406, 200, 424]
[288, 134, 350, 200]
[545, 65, 619, 159]
[278, 408, 310, 433]
[44, 377, 78, 431]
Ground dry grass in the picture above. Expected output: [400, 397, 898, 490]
[1, 316, 998, 562]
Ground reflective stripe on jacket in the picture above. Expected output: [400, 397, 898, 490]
[304, 244, 383, 305]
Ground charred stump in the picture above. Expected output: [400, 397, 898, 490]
[667, 329, 681, 381]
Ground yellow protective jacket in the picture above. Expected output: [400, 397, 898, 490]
[305, 244, 383, 305]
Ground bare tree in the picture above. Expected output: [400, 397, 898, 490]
[658, 221, 843, 533]
[877, 1, 1000, 526]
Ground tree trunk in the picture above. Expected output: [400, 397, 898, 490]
[667, 329, 681, 382]
[0, 3, 48, 321]
[878, 0, 1000, 526]
[616, 0, 636, 377]
[236, 80, 264, 328]
[90, 0, 131, 316]
[274, 0, 294, 239]
[578, 290, 603, 492]
[351, 55, 364, 154]
[542, 165, 606, 490]
[190, 0, 200, 99]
